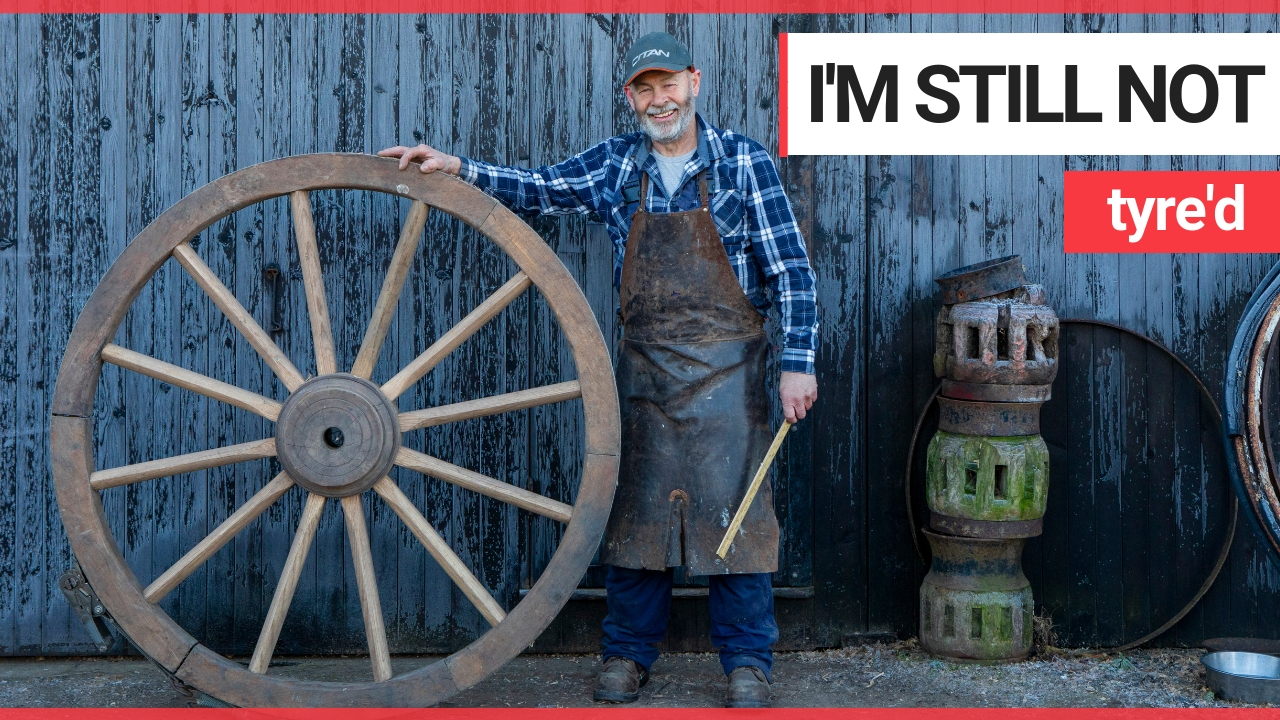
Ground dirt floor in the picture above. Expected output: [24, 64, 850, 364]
[0, 642, 1249, 708]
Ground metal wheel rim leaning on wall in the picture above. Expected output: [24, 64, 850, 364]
[907, 318, 1237, 653]
[1226, 259, 1280, 566]
[49, 154, 621, 707]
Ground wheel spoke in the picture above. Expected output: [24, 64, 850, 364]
[90, 438, 276, 491]
[172, 242, 306, 391]
[249, 492, 326, 675]
[102, 343, 283, 421]
[143, 473, 295, 603]
[399, 381, 581, 432]
[373, 478, 506, 627]
[351, 201, 430, 380]
[381, 272, 532, 401]
[395, 447, 572, 523]
[341, 495, 393, 682]
[290, 191, 337, 376]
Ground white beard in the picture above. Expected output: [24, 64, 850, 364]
[637, 97, 696, 143]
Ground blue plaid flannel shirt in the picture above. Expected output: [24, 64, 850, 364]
[457, 115, 818, 375]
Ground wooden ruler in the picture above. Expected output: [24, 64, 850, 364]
[716, 421, 792, 560]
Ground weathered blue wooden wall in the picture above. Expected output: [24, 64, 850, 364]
[1, 12, 1278, 657]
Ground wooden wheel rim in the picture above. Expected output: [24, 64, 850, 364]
[50, 154, 621, 707]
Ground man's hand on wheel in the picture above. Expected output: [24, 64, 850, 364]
[377, 143, 462, 175]
[780, 371, 818, 424]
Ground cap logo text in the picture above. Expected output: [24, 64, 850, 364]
[632, 49, 671, 66]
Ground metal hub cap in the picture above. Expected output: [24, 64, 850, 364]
[275, 373, 400, 497]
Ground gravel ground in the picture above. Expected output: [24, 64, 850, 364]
[0, 642, 1247, 708]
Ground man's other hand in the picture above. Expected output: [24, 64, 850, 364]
[780, 371, 817, 424]
[377, 144, 462, 175]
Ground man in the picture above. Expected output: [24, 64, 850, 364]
[379, 32, 818, 708]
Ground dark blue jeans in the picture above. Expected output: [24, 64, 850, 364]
[600, 565, 779, 679]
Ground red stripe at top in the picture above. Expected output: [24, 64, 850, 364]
[5, 0, 1280, 12]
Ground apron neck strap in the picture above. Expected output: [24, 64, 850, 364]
[638, 169, 709, 208]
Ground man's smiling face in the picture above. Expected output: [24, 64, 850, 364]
[625, 68, 701, 144]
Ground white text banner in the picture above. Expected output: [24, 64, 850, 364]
[783, 33, 1280, 156]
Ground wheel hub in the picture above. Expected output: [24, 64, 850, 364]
[275, 373, 400, 498]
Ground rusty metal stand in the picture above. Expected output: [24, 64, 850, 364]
[907, 317, 1236, 654]
[919, 257, 1055, 662]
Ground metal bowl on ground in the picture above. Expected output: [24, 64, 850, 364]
[1202, 651, 1280, 704]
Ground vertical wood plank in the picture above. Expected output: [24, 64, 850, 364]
[13, 13, 48, 655]
[955, 13, 984, 269]
[337, 13, 378, 649]
[206, 12, 255, 655]
[367, 10, 403, 649]
[1111, 9, 1151, 647]
[286, 12, 326, 650]
[310, 11, 357, 650]
[799, 11, 862, 646]
[525, 12, 582, 591]
[403, 12, 456, 650]
[911, 12, 960, 637]
[497, 11, 530, 619]
[433, 11, 526, 645]
[231, 11, 270, 657]
[42, 13, 78, 653]
[176, 11, 213, 645]
[443, 12, 484, 647]
[980, 15, 1011, 264]
[261, 11, 309, 654]
[1195, 11, 1254, 649]
[0, 12, 21, 654]
[1128, 10, 1171, 650]
[50, 12, 104, 653]
[1024, 13, 1067, 633]
[903, 10, 936, 608]
[92, 12, 129, 656]
[119, 14, 156, 648]
[147, 11, 186, 642]
[1089, 13, 1122, 648]
[1009, 12, 1039, 274]
[862, 10, 917, 639]
[1163, 10, 1203, 649]
[390, 12, 445, 650]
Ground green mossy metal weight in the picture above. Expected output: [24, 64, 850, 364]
[925, 431, 1049, 522]
[919, 530, 1033, 662]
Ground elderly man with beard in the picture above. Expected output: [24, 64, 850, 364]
[379, 32, 818, 708]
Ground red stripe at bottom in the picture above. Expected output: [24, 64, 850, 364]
[0, 709, 1275, 719]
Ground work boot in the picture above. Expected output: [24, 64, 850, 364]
[725, 666, 771, 708]
[592, 656, 648, 704]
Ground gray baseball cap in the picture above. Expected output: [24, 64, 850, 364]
[623, 32, 694, 87]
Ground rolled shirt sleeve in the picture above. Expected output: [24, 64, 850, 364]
[457, 139, 615, 218]
[742, 142, 819, 376]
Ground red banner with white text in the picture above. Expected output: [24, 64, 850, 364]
[1064, 171, 1280, 253]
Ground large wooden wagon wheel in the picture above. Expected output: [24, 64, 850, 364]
[50, 154, 620, 707]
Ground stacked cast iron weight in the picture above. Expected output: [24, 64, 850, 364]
[919, 256, 1060, 662]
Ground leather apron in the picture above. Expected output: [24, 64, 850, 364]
[600, 171, 779, 576]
